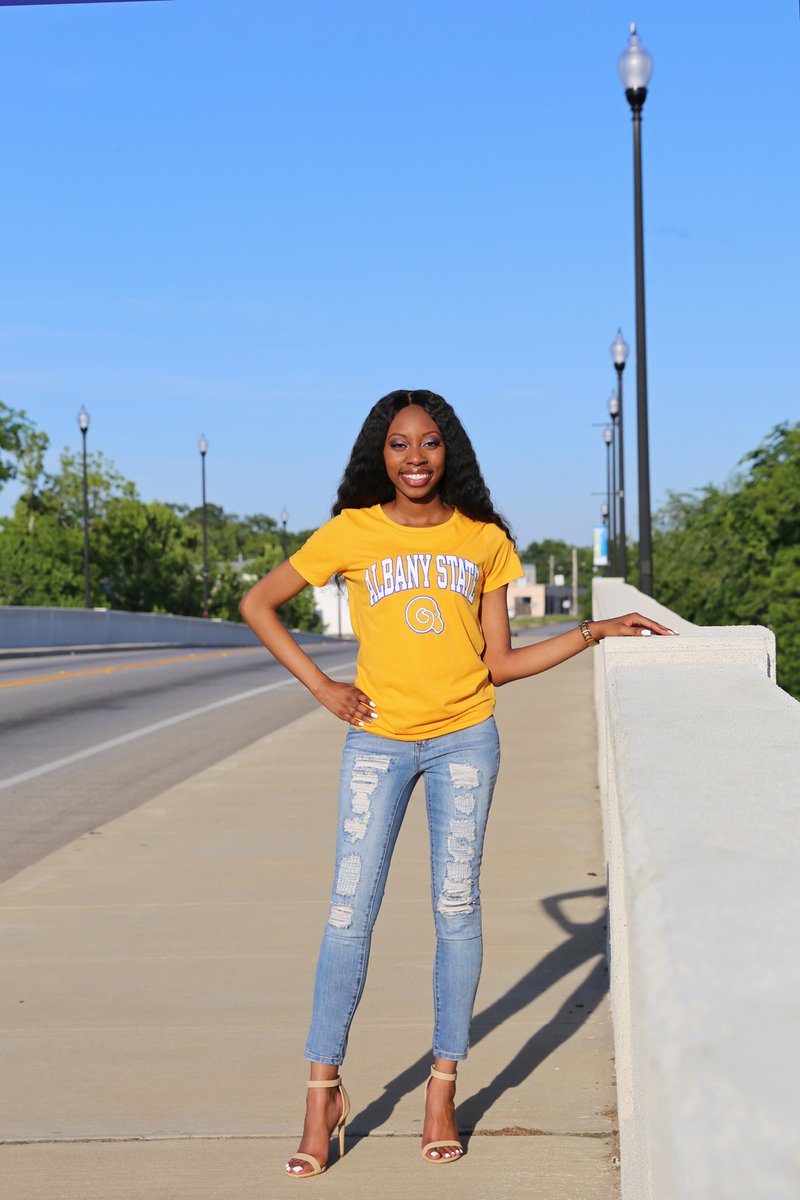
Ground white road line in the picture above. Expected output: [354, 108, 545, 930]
[0, 660, 357, 792]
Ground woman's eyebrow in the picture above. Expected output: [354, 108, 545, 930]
[387, 429, 442, 439]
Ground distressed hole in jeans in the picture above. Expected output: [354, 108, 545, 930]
[450, 817, 476, 842]
[344, 754, 391, 842]
[343, 815, 370, 842]
[447, 836, 475, 863]
[454, 791, 475, 815]
[448, 762, 479, 790]
[439, 842, 474, 913]
[335, 854, 361, 897]
[328, 903, 353, 929]
[438, 779, 479, 914]
[438, 873, 473, 915]
[446, 861, 471, 884]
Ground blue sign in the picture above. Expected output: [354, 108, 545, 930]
[593, 525, 608, 568]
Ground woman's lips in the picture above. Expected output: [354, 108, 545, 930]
[400, 471, 433, 486]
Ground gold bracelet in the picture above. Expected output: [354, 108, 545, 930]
[579, 620, 598, 648]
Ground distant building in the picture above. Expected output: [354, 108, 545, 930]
[507, 563, 545, 618]
[544, 584, 575, 616]
[313, 581, 353, 636]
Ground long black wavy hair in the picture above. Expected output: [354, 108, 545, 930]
[332, 389, 514, 542]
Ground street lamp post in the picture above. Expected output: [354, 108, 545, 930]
[604, 427, 614, 574]
[608, 390, 620, 574]
[280, 508, 289, 559]
[77, 406, 91, 608]
[618, 24, 654, 596]
[198, 435, 209, 617]
[610, 329, 629, 578]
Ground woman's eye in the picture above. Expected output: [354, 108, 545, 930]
[423, 439, 441, 448]
[389, 441, 407, 450]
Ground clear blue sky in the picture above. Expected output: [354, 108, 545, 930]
[0, 0, 798, 547]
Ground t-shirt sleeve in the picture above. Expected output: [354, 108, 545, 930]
[289, 516, 347, 586]
[482, 528, 525, 593]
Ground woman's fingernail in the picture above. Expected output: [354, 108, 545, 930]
[640, 628, 652, 637]
[369, 700, 377, 707]
[356, 720, 364, 727]
[370, 712, 380, 719]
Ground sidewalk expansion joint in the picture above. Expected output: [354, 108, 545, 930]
[2, 1129, 617, 1147]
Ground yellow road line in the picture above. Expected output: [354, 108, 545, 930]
[0, 647, 262, 691]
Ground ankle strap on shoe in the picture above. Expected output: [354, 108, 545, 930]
[307, 1076, 342, 1089]
[430, 1066, 457, 1082]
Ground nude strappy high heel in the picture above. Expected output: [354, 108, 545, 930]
[421, 1065, 463, 1164]
[285, 1076, 350, 1179]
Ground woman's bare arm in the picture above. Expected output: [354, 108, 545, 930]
[480, 586, 676, 686]
[239, 561, 376, 727]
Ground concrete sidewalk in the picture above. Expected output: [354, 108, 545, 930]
[0, 648, 619, 1199]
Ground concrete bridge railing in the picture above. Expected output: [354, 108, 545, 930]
[592, 579, 800, 1200]
[0, 605, 263, 650]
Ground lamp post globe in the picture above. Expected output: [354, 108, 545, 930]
[617, 22, 653, 100]
[618, 24, 654, 595]
[77, 406, 91, 608]
[611, 328, 629, 370]
[198, 435, 209, 617]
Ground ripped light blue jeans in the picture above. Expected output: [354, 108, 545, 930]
[305, 716, 501, 1065]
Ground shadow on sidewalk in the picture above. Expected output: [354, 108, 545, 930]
[346, 885, 609, 1143]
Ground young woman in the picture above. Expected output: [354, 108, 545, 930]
[240, 389, 673, 1177]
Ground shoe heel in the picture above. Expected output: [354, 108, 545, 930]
[337, 1082, 350, 1159]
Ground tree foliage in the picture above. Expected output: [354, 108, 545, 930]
[517, 539, 594, 586]
[517, 537, 595, 616]
[0, 414, 321, 631]
[651, 423, 800, 698]
[0, 403, 37, 492]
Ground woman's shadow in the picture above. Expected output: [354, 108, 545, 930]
[346, 884, 609, 1148]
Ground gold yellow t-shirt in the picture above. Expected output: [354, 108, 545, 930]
[290, 505, 524, 741]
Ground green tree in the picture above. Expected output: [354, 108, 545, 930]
[0, 423, 323, 630]
[0, 511, 84, 606]
[224, 546, 323, 632]
[652, 423, 800, 697]
[16, 425, 50, 532]
[0, 403, 38, 493]
[95, 498, 202, 614]
[45, 448, 137, 526]
[518, 538, 594, 587]
[517, 537, 596, 616]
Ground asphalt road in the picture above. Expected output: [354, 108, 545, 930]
[0, 622, 578, 885]
[0, 641, 358, 884]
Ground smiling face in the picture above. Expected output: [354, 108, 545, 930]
[383, 404, 446, 504]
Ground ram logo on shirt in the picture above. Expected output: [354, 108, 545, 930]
[364, 553, 480, 608]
